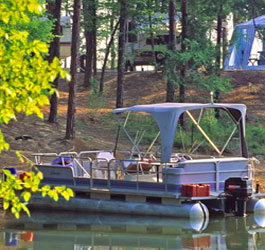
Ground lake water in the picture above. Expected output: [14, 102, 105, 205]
[1, 211, 265, 249]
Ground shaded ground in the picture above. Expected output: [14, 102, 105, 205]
[1, 70, 265, 170]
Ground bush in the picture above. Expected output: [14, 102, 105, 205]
[246, 125, 265, 156]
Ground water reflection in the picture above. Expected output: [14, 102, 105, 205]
[1, 211, 265, 249]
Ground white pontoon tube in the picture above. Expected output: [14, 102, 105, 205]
[114, 103, 248, 163]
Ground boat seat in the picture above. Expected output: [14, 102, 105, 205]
[123, 159, 153, 174]
[83, 160, 101, 178]
[93, 151, 115, 168]
[37, 165, 75, 186]
[97, 151, 115, 162]
[91, 151, 116, 179]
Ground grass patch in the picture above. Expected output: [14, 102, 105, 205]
[87, 94, 106, 109]
[246, 124, 265, 156]
[120, 113, 160, 145]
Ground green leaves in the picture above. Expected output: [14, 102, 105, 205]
[0, 0, 70, 154]
[22, 191, 31, 202]
[41, 185, 74, 202]
[0, 170, 74, 219]
[48, 190, 59, 202]
[3, 200, 9, 210]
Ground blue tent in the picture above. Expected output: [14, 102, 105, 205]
[224, 15, 265, 70]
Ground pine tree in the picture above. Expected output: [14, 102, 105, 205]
[66, 0, 81, 139]
[116, 0, 127, 108]
[166, 0, 177, 102]
[47, 0, 62, 123]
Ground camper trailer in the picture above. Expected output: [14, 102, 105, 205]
[124, 13, 181, 70]
[124, 13, 234, 70]
[59, 16, 71, 59]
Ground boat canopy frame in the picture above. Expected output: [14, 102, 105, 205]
[114, 103, 248, 163]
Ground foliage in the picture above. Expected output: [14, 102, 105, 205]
[90, 76, 100, 95]
[16, 18, 54, 43]
[232, 0, 265, 21]
[164, 0, 234, 97]
[123, 110, 242, 156]
[0, 0, 71, 217]
[174, 110, 240, 155]
[174, 112, 265, 157]
[246, 124, 265, 156]
[1, 169, 74, 219]
[121, 113, 160, 150]
[164, 48, 231, 95]
[0, 0, 68, 152]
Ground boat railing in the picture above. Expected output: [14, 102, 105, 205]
[33, 152, 170, 191]
[33, 153, 58, 165]
[33, 152, 91, 178]
[87, 158, 169, 191]
[33, 152, 253, 194]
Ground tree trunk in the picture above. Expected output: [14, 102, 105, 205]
[161, 0, 167, 11]
[147, 0, 156, 70]
[47, 0, 62, 123]
[166, 0, 176, 102]
[179, 0, 187, 104]
[155, 0, 160, 11]
[110, 0, 116, 69]
[99, 20, 120, 93]
[222, 27, 228, 67]
[149, 15, 157, 69]
[116, 0, 127, 108]
[110, 17, 116, 69]
[179, 0, 187, 127]
[83, 0, 94, 88]
[65, 0, 81, 139]
[214, 3, 223, 118]
[93, 3, 97, 76]
[216, 7, 222, 73]
[168, 1, 177, 51]
[64, 0, 71, 16]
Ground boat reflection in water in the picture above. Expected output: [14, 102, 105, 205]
[1, 211, 265, 249]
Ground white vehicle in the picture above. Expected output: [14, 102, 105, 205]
[124, 13, 181, 70]
[59, 16, 71, 59]
[124, 13, 234, 70]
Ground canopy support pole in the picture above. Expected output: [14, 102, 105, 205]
[186, 111, 221, 155]
[144, 131, 160, 158]
[220, 118, 242, 155]
[115, 115, 142, 156]
[189, 108, 203, 153]
[131, 130, 145, 157]
[114, 112, 130, 156]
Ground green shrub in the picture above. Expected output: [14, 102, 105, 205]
[246, 125, 265, 156]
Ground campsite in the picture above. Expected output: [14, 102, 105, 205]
[1, 1, 265, 249]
